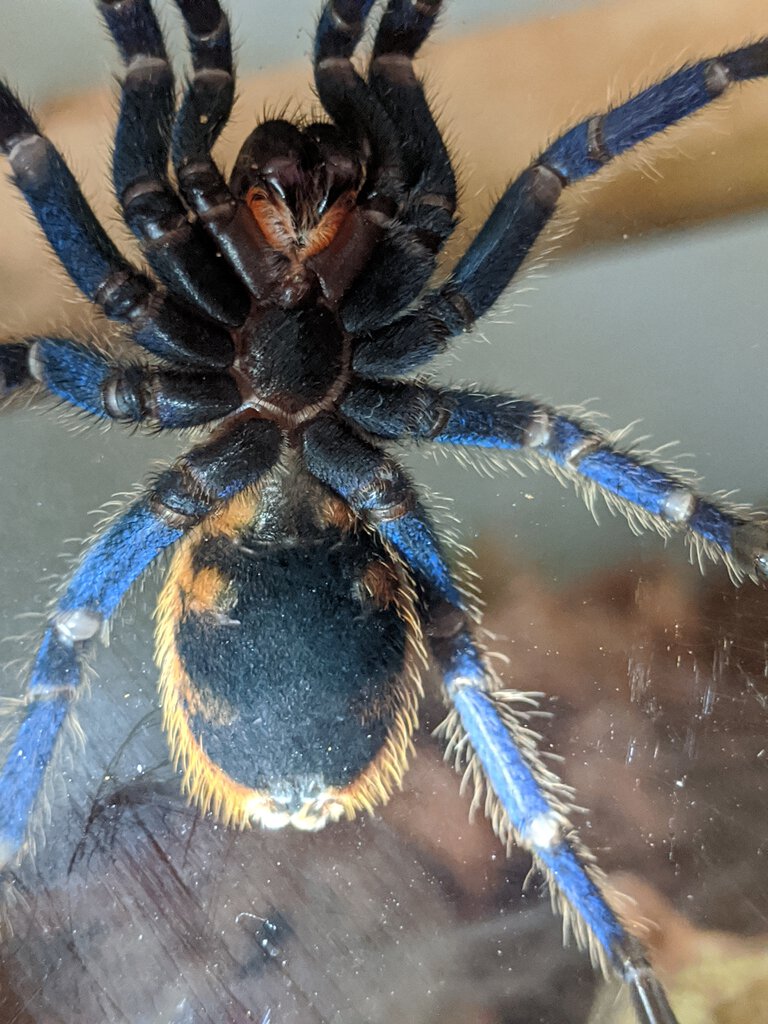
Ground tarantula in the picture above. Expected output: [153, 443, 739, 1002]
[1, 2, 767, 1023]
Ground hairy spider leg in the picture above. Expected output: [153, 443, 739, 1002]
[443, 683, 678, 1024]
[99, 0, 250, 326]
[315, 0, 405, 206]
[304, 415, 458, 599]
[169, 0, 237, 171]
[369, 0, 457, 247]
[0, 343, 32, 396]
[301, 414, 677, 1024]
[170, 0, 291, 302]
[0, 419, 281, 867]
[0, 337, 240, 426]
[313, 0, 434, 327]
[347, 0, 458, 328]
[0, 85, 233, 370]
[341, 381, 768, 581]
[314, 0, 411, 325]
[354, 38, 768, 377]
[176, 0, 237, 138]
[314, 0, 448, 330]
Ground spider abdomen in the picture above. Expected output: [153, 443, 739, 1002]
[155, 472, 424, 830]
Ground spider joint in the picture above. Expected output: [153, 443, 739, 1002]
[5, 132, 45, 171]
[124, 55, 171, 85]
[192, 68, 232, 89]
[564, 434, 602, 467]
[523, 409, 552, 448]
[53, 608, 103, 646]
[732, 521, 768, 579]
[586, 115, 610, 165]
[526, 812, 563, 850]
[661, 487, 696, 525]
[26, 341, 45, 383]
[529, 164, 564, 205]
[703, 59, 731, 96]
[328, 3, 362, 36]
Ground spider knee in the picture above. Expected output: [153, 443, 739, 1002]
[660, 487, 696, 525]
[349, 466, 416, 523]
[522, 408, 552, 448]
[732, 520, 768, 579]
[53, 608, 103, 646]
[124, 54, 172, 89]
[324, 1, 363, 38]
[426, 599, 467, 646]
[189, 67, 232, 93]
[4, 133, 48, 178]
[526, 812, 564, 850]
[149, 467, 214, 531]
[430, 616, 478, 691]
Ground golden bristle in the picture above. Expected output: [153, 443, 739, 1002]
[320, 494, 358, 532]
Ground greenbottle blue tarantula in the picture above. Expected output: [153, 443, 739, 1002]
[1, 3, 767, 1022]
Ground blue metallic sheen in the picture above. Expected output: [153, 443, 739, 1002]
[453, 685, 626, 963]
[0, 695, 70, 857]
[59, 501, 183, 619]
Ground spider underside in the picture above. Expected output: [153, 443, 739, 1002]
[1, 3, 768, 1024]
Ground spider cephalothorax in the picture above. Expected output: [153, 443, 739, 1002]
[1, 2, 768, 1023]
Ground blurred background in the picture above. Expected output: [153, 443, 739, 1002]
[0, 0, 591, 97]
[0, 1, 767, 1022]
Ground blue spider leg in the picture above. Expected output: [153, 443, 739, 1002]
[0, 83, 233, 370]
[0, 418, 281, 867]
[304, 414, 461, 604]
[302, 414, 677, 1024]
[341, 380, 768, 582]
[446, 685, 678, 1024]
[98, 0, 249, 326]
[354, 38, 768, 377]
[3, 336, 240, 426]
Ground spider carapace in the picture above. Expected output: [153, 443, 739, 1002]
[1, 2, 768, 1023]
